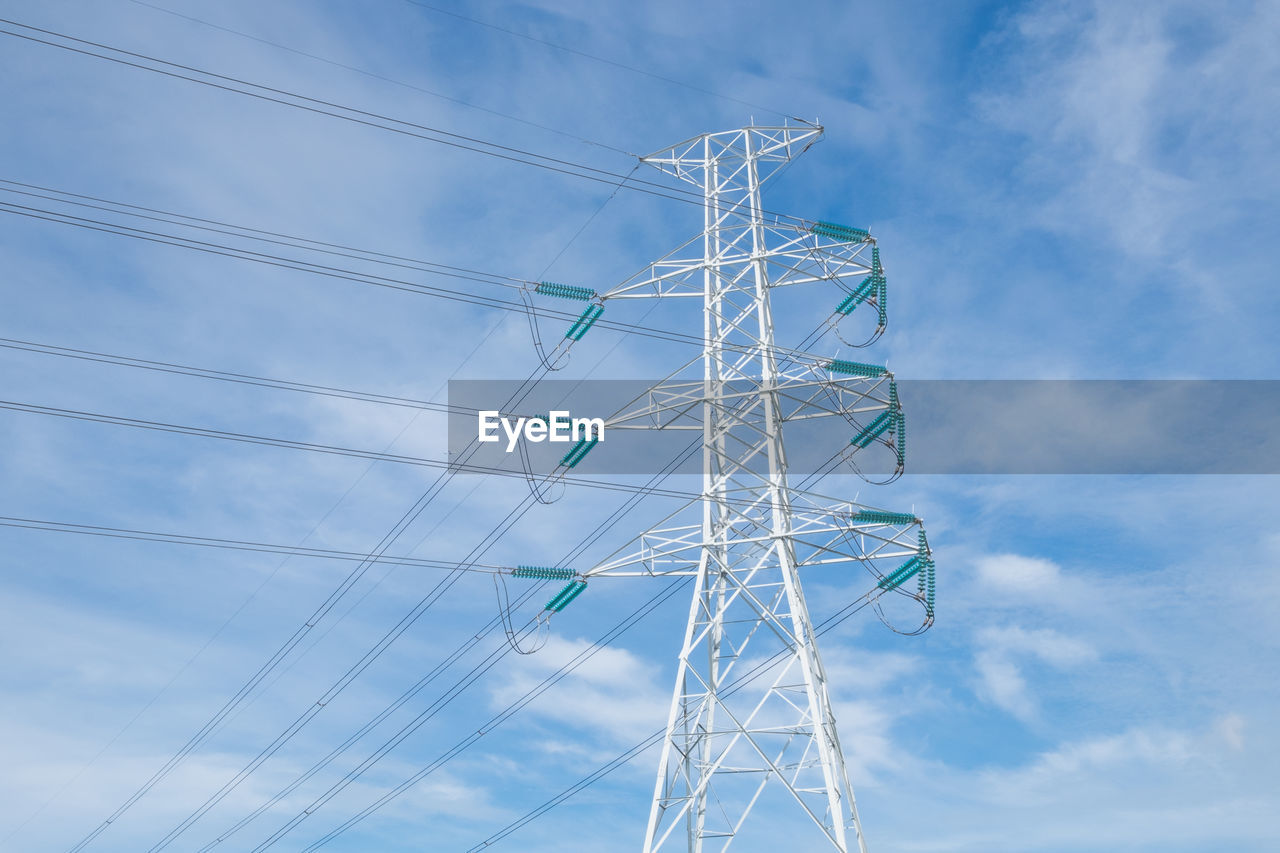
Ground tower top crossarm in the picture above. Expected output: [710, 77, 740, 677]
[640, 122, 824, 190]
[602, 123, 884, 303]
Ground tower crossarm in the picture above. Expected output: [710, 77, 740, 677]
[583, 504, 922, 579]
[642, 124, 825, 187]
[600, 219, 878, 301]
[604, 369, 898, 431]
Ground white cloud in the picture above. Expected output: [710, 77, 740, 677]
[973, 652, 1034, 720]
[972, 625, 1096, 720]
[978, 0, 1280, 267]
[977, 625, 1095, 667]
[973, 553, 1063, 595]
[3, 1, 1279, 850]
[1215, 713, 1246, 751]
[488, 634, 668, 744]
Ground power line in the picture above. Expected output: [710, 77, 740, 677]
[54, 290, 664, 850]
[463, 592, 886, 852]
[56, 368, 549, 852]
[286, 441, 876, 853]
[400, 0, 798, 120]
[126, 0, 635, 155]
[0, 200, 716, 350]
[0, 193, 840, 363]
[0, 244, 855, 835]
[214, 352, 856, 848]
[0, 314, 518, 850]
[0, 44, 870, 835]
[0, 335, 459, 413]
[146, 369, 704, 850]
[154, 310, 831, 850]
[144, 481, 546, 852]
[0, 179, 528, 289]
[292, 422, 875, 851]
[0, 18, 816, 225]
[0, 398, 715, 503]
[0, 174, 758, 352]
[0, 19, 696, 208]
[21, 77, 661, 844]
[53, 327, 577, 852]
[57, 464, 483, 852]
[284, 577, 693, 852]
[50, 333, 765, 851]
[174, 429, 706, 850]
[143, 320, 682, 848]
[0, 178, 857, 366]
[28, 347, 861, 848]
[48, 175, 658, 849]
[0, 514, 508, 572]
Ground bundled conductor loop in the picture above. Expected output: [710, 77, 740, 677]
[519, 285, 572, 371]
[871, 524, 935, 636]
[516, 436, 566, 504]
[493, 573, 550, 654]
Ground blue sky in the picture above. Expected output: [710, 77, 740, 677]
[1, 0, 1277, 851]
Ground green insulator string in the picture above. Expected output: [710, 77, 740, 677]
[895, 411, 906, 470]
[851, 510, 917, 525]
[835, 275, 878, 316]
[560, 436, 599, 468]
[916, 529, 935, 618]
[535, 281, 596, 301]
[564, 303, 604, 341]
[889, 382, 905, 470]
[852, 410, 895, 448]
[545, 580, 588, 612]
[877, 556, 924, 591]
[513, 566, 575, 580]
[827, 359, 888, 378]
[810, 220, 871, 243]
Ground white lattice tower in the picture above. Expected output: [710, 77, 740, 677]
[582, 124, 911, 852]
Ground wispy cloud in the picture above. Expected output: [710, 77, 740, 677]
[1, 1, 1277, 851]
[972, 624, 1096, 720]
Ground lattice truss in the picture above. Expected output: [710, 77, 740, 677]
[602, 132, 885, 335]
[562, 125, 933, 852]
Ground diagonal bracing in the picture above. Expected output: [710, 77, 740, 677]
[578, 124, 931, 852]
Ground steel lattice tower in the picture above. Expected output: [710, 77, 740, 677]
[572, 124, 930, 851]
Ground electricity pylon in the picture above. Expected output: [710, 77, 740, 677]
[570, 124, 931, 851]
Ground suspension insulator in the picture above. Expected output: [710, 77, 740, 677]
[545, 580, 588, 612]
[865, 245, 887, 327]
[915, 529, 935, 615]
[835, 276, 878, 316]
[536, 281, 596, 301]
[895, 410, 907, 468]
[852, 410, 895, 447]
[565, 304, 604, 341]
[878, 556, 923, 591]
[888, 381, 906, 467]
[560, 436, 599, 468]
[852, 510, 918, 526]
[810, 220, 871, 243]
[513, 566, 575, 580]
[827, 359, 888, 377]
[926, 560, 936, 616]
